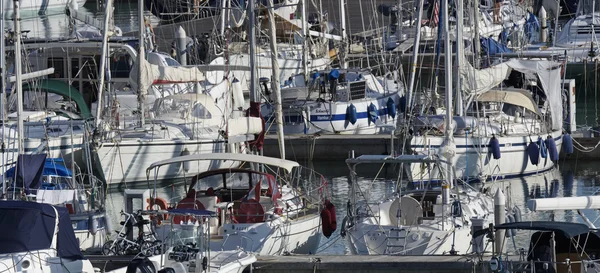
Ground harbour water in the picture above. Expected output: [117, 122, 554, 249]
[104, 159, 600, 255]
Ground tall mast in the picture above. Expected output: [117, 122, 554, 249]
[339, 0, 347, 69]
[442, 0, 454, 191]
[137, 0, 145, 126]
[247, 0, 258, 103]
[455, 0, 464, 116]
[405, 0, 425, 110]
[300, 0, 308, 81]
[14, 0, 23, 155]
[268, 0, 285, 159]
[95, 0, 113, 127]
[1, 0, 6, 196]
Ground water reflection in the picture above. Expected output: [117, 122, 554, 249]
[105, 160, 600, 255]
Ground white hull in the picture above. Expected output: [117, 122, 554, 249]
[156, 214, 321, 256]
[4, 0, 87, 15]
[0, 137, 85, 170]
[217, 214, 322, 255]
[347, 223, 480, 255]
[226, 53, 331, 93]
[409, 130, 563, 182]
[97, 140, 240, 185]
[264, 94, 400, 135]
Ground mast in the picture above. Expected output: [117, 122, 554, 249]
[441, 0, 454, 194]
[247, 0, 258, 103]
[14, 0, 23, 155]
[95, 0, 113, 127]
[405, 0, 425, 111]
[472, 0, 481, 68]
[137, 0, 145, 126]
[267, 0, 285, 159]
[455, 0, 464, 116]
[1, 0, 5, 196]
[300, 0, 308, 81]
[339, 0, 347, 69]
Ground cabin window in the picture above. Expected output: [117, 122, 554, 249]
[110, 55, 132, 78]
[147, 53, 163, 66]
[47, 58, 64, 78]
[165, 57, 180, 67]
[191, 102, 212, 119]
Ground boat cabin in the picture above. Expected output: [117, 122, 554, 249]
[170, 168, 282, 234]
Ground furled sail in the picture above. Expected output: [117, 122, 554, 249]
[129, 57, 206, 95]
[458, 54, 510, 96]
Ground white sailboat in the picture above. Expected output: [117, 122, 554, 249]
[146, 153, 326, 255]
[343, 0, 497, 254]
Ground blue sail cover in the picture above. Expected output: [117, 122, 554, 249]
[0, 201, 83, 259]
[480, 37, 512, 56]
[5, 157, 72, 182]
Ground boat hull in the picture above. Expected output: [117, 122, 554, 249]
[97, 139, 241, 185]
[216, 213, 322, 255]
[409, 130, 563, 182]
[264, 94, 401, 135]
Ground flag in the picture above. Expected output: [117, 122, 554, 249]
[244, 180, 261, 201]
[430, 0, 440, 27]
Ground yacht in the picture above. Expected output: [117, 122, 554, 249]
[146, 153, 327, 255]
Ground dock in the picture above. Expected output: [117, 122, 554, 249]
[86, 254, 517, 273]
[262, 134, 600, 161]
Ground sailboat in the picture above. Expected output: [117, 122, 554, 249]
[0, 0, 111, 255]
[146, 0, 329, 256]
[343, 0, 497, 255]
[397, 0, 572, 183]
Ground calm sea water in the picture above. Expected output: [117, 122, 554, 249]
[104, 159, 600, 255]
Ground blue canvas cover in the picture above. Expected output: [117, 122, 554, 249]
[4, 154, 47, 190]
[0, 201, 83, 260]
[5, 157, 72, 181]
[480, 36, 512, 56]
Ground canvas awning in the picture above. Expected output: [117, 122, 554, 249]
[476, 89, 542, 116]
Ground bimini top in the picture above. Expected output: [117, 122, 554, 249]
[476, 89, 542, 116]
[473, 221, 591, 239]
[0, 201, 83, 260]
[147, 153, 300, 177]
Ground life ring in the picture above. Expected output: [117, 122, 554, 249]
[146, 197, 169, 225]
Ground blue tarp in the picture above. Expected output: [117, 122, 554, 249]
[0, 201, 83, 259]
[6, 154, 47, 190]
[480, 36, 513, 56]
[5, 157, 73, 181]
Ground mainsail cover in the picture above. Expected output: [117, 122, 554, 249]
[459, 54, 510, 96]
[129, 57, 206, 95]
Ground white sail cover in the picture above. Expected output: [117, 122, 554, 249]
[505, 59, 563, 130]
[459, 54, 510, 96]
[129, 57, 206, 95]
